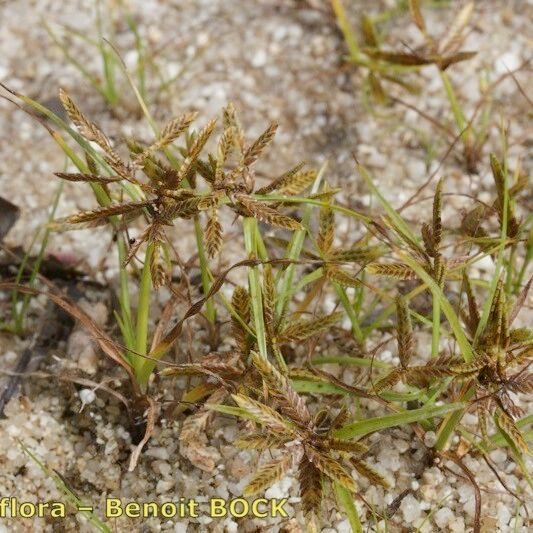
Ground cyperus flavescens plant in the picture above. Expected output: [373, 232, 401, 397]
[52, 90, 317, 389]
[212, 353, 389, 531]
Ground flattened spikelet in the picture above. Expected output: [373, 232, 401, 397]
[279, 312, 343, 342]
[59, 88, 109, 149]
[177, 118, 217, 182]
[243, 456, 292, 496]
[409, 0, 426, 33]
[54, 172, 122, 184]
[396, 296, 413, 368]
[243, 122, 278, 167]
[306, 447, 358, 494]
[350, 458, 389, 488]
[235, 433, 290, 451]
[62, 201, 149, 225]
[327, 438, 368, 454]
[236, 195, 301, 230]
[205, 210, 223, 258]
[373, 368, 404, 393]
[298, 456, 323, 519]
[433, 178, 443, 251]
[256, 162, 306, 194]
[231, 394, 293, 434]
[278, 170, 317, 195]
[252, 352, 311, 425]
[136, 112, 197, 163]
[366, 262, 418, 280]
[149, 242, 167, 290]
[318, 202, 334, 255]
[360, 13, 378, 47]
[496, 410, 530, 455]
[327, 246, 384, 264]
[324, 266, 361, 288]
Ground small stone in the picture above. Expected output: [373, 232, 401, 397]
[79, 389, 96, 406]
[400, 494, 422, 523]
[251, 49, 267, 68]
[434, 507, 454, 529]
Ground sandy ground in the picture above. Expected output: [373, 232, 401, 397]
[0, 0, 532, 531]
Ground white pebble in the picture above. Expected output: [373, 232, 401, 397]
[401, 494, 422, 523]
[79, 389, 96, 405]
[434, 507, 454, 529]
[251, 50, 267, 68]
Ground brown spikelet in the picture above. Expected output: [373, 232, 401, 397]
[149, 242, 167, 290]
[368, 72, 388, 105]
[252, 352, 311, 425]
[177, 118, 218, 182]
[433, 178, 443, 251]
[205, 210, 223, 258]
[496, 410, 530, 455]
[54, 172, 122, 184]
[61, 201, 149, 226]
[460, 205, 487, 238]
[421, 222, 436, 257]
[231, 286, 250, 355]
[85, 151, 98, 174]
[231, 394, 295, 434]
[326, 439, 368, 454]
[327, 246, 384, 264]
[235, 433, 291, 451]
[298, 456, 323, 520]
[364, 49, 433, 66]
[256, 162, 306, 194]
[462, 272, 480, 336]
[318, 201, 334, 255]
[360, 13, 378, 47]
[440, 2, 473, 54]
[135, 112, 198, 163]
[509, 328, 533, 344]
[235, 195, 301, 230]
[366, 262, 418, 280]
[214, 126, 234, 184]
[306, 447, 358, 494]
[449, 354, 489, 378]
[509, 277, 532, 326]
[59, 88, 110, 149]
[373, 368, 404, 393]
[350, 458, 390, 488]
[279, 312, 343, 343]
[243, 455, 292, 496]
[507, 373, 533, 395]
[396, 296, 413, 368]
[324, 266, 361, 288]
[262, 266, 275, 339]
[243, 122, 278, 167]
[278, 170, 317, 196]
[409, 0, 426, 33]
[477, 403, 489, 443]
[222, 102, 244, 153]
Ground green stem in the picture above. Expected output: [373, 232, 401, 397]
[434, 384, 475, 451]
[440, 70, 470, 147]
[135, 242, 154, 387]
[431, 297, 441, 357]
[276, 163, 326, 321]
[333, 282, 364, 345]
[243, 217, 268, 360]
[194, 217, 216, 323]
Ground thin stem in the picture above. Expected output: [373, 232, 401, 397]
[135, 242, 154, 387]
[194, 217, 216, 323]
[243, 217, 268, 360]
[431, 296, 441, 357]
